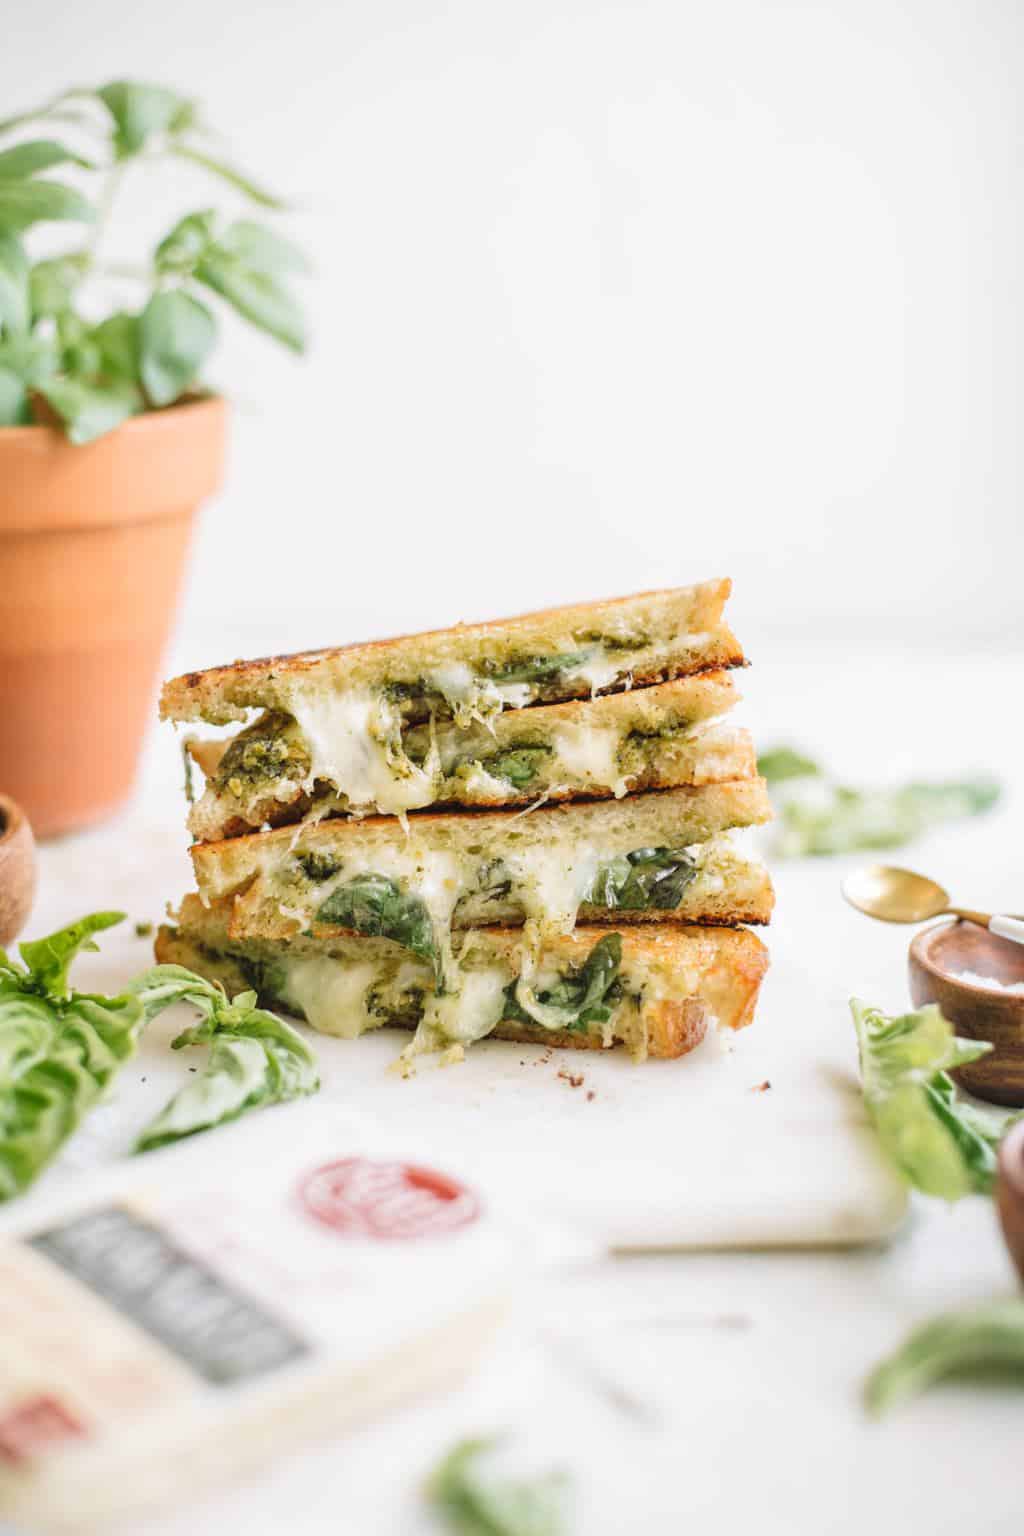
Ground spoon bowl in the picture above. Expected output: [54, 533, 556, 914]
[842, 864, 951, 924]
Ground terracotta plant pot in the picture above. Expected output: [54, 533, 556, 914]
[0, 793, 36, 947]
[0, 397, 226, 838]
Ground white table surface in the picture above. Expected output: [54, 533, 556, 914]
[20, 647, 1024, 1535]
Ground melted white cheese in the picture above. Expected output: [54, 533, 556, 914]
[561, 648, 624, 695]
[461, 764, 515, 801]
[426, 664, 531, 726]
[505, 843, 600, 936]
[550, 722, 628, 796]
[420, 966, 509, 1046]
[285, 687, 440, 816]
[279, 955, 381, 1038]
[560, 630, 718, 698]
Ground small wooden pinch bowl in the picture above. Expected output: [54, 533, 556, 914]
[997, 1121, 1024, 1286]
[0, 793, 38, 948]
[909, 920, 1024, 1107]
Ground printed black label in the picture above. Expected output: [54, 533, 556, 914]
[29, 1205, 308, 1386]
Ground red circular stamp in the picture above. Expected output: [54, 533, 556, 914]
[297, 1158, 481, 1241]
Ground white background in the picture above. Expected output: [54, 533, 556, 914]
[3, 0, 1022, 660]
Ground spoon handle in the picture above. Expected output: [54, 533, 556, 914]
[990, 915, 1024, 948]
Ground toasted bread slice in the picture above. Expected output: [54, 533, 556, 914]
[185, 673, 749, 843]
[161, 582, 742, 728]
[190, 779, 774, 948]
[158, 897, 769, 1061]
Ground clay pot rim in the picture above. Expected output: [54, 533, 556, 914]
[0, 390, 222, 447]
[0, 392, 227, 535]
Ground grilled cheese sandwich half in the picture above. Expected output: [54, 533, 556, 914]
[158, 897, 770, 1063]
[184, 672, 749, 842]
[189, 778, 773, 1035]
[164, 584, 743, 823]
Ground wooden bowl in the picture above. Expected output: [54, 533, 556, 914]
[909, 920, 1024, 1107]
[997, 1121, 1024, 1286]
[0, 793, 37, 948]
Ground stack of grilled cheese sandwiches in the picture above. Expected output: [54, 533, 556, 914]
[158, 581, 773, 1067]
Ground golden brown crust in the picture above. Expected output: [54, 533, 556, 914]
[155, 913, 769, 1062]
[161, 582, 738, 722]
[483, 998, 708, 1059]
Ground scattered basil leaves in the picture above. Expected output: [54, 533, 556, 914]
[851, 998, 1021, 1200]
[865, 1299, 1024, 1417]
[426, 1437, 572, 1536]
[130, 965, 318, 1152]
[759, 745, 999, 857]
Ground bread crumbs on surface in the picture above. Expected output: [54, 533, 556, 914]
[586, 1089, 596, 1102]
[752, 1079, 771, 1092]
[558, 1069, 585, 1089]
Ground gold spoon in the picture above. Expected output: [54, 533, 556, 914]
[841, 864, 1024, 947]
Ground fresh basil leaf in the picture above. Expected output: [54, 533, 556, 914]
[220, 218, 310, 275]
[0, 139, 93, 179]
[97, 81, 192, 158]
[586, 847, 697, 911]
[132, 969, 318, 1152]
[316, 874, 438, 975]
[0, 177, 94, 232]
[0, 329, 59, 414]
[901, 778, 1001, 818]
[36, 377, 139, 444]
[772, 773, 1000, 858]
[195, 249, 305, 352]
[426, 1437, 571, 1536]
[91, 311, 140, 379]
[0, 326, 58, 375]
[154, 209, 217, 275]
[0, 232, 29, 333]
[865, 1299, 1024, 1417]
[507, 934, 623, 1034]
[850, 998, 1021, 1200]
[18, 910, 126, 999]
[757, 745, 822, 783]
[0, 365, 28, 424]
[561, 933, 623, 1026]
[0, 912, 143, 1200]
[138, 289, 215, 406]
[128, 961, 228, 1022]
[0, 89, 100, 137]
[27, 252, 88, 319]
[169, 142, 284, 208]
[0, 989, 143, 1200]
